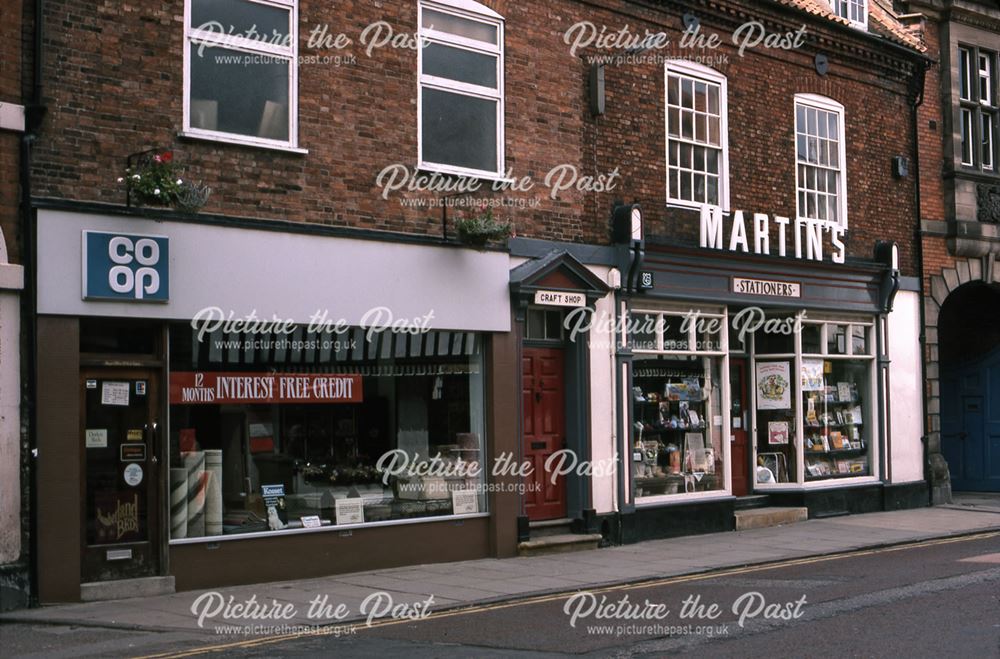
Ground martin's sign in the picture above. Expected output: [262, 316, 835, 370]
[83, 230, 169, 301]
[699, 206, 845, 264]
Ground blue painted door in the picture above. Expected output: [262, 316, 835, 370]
[941, 347, 1000, 492]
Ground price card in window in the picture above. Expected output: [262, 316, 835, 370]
[101, 381, 130, 406]
[335, 498, 364, 525]
[451, 489, 479, 515]
[301, 515, 322, 529]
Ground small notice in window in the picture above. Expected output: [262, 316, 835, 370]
[101, 381, 130, 406]
[452, 489, 479, 515]
[335, 498, 364, 525]
[301, 515, 322, 529]
[85, 428, 108, 448]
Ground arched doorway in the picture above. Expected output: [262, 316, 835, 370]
[938, 282, 1000, 492]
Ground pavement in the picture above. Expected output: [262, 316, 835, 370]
[2, 495, 999, 637]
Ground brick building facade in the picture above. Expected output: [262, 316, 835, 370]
[18, 0, 934, 604]
[903, 0, 1000, 502]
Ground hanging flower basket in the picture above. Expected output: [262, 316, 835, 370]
[454, 208, 513, 248]
[118, 150, 211, 212]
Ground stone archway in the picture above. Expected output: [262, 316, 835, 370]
[925, 254, 1000, 503]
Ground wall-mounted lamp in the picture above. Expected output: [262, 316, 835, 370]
[875, 240, 900, 312]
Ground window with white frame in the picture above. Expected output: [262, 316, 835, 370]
[183, 0, 298, 149]
[794, 94, 847, 227]
[829, 0, 867, 29]
[629, 309, 729, 500]
[418, 0, 504, 178]
[958, 45, 998, 172]
[665, 62, 728, 209]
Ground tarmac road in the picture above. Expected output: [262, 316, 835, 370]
[224, 532, 1000, 658]
[6, 532, 996, 658]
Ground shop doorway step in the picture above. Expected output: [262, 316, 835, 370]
[734, 507, 808, 531]
[518, 518, 602, 556]
[734, 495, 772, 511]
[80, 576, 175, 602]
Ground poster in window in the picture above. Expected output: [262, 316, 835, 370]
[755, 362, 791, 410]
[801, 359, 824, 392]
[768, 421, 789, 445]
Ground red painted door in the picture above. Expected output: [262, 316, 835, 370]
[730, 360, 750, 496]
[522, 347, 567, 521]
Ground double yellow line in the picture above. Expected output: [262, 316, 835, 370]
[136, 530, 1000, 658]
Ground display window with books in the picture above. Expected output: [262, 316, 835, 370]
[629, 310, 730, 500]
[752, 317, 876, 487]
[166, 323, 487, 541]
[800, 321, 874, 481]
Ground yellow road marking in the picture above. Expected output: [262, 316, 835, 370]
[133, 530, 1000, 658]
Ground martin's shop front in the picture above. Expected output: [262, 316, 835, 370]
[605, 204, 927, 542]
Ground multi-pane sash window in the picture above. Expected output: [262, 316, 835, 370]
[959, 46, 998, 172]
[829, 0, 867, 29]
[184, 0, 298, 148]
[665, 62, 728, 209]
[418, 1, 504, 178]
[795, 94, 847, 227]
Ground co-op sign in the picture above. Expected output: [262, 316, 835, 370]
[83, 230, 169, 302]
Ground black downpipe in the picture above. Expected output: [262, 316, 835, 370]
[22, 0, 46, 605]
[908, 56, 934, 507]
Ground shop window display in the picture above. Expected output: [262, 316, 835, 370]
[753, 319, 874, 485]
[167, 324, 486, 539]
[800, 325, 873, 480]
[630, 309, 727, 499]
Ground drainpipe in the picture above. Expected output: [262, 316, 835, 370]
[909, 55, 934, 507]
[22, 0, 47, 605]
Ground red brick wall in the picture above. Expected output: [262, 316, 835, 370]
[30, 0, 922, 274]
[915, 20, 945, 227]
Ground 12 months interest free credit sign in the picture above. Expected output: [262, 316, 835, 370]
[170, 372, 362, 404]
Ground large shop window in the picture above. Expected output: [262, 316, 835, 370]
[665, 62, 729, 209]
[958, 46, 998, 172]
[167, 325, 486, 541]
[630, 310, 728, 499]
[753, 318, 875, 486]
[794, 94, 847, 228]
[418, 0, 504, 178]
[184, 0, 298, 148]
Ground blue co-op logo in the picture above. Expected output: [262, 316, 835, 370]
[83, 231, 169, 302]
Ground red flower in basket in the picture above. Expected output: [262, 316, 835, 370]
[161, 151, 174, 163]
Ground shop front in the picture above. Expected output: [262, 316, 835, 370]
[33, 206, 515, 602]
[615, 241, 923, 542]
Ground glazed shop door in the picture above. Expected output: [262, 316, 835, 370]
[522, 347, 567, 521]
[730, 359, 751, 496]
[81, 370, 161, 582]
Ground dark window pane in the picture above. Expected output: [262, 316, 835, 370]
[755, 326, 794, 354]
[189, 45, 289, 141]
[421, 88, 497, 172]
[191, 0, 290, 43]
[631, 313, 657, 350]
[802, 324, 822, 354]
[422, 43, 497, 87]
